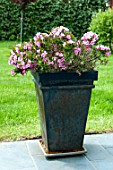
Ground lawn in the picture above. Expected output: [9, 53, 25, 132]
[0, 41, 113, 141]
[0, 41, 40, 141]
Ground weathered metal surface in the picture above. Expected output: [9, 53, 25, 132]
[38, 139, 87, 158]
[31, 70, 98, 86]
[32, 71, 98, 152]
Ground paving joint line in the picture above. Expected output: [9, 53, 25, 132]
[26, 141, 39, 170]
[84, 154, 98, 170]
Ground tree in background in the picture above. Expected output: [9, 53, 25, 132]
[109, 0, 113, 8]
[11, 0, 37, 42]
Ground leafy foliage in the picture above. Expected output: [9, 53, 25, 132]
[0, 0, 20, 40]
[89, 8, 113, 51]
[9, 26, 111, 76]
[0, 0, 107, 40]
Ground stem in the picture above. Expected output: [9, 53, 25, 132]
[86, 56, 99, 62]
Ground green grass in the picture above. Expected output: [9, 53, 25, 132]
[0, 41, 113, 141]
[0, 41, 40, 141]
[87, 56, 113, 133]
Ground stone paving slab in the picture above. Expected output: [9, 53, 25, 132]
[0, 134, 113, 170]
[0, 141, 37, 170]
[32, 155, 96, 170]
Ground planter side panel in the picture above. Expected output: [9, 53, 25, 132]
[34, 84, 48, 146]
[41, 86, 92, 151]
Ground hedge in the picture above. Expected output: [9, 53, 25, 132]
[0, 0, 107, 41]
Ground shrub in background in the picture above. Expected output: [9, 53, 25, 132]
[89, 8, 113, 51]
[0, 1, 20, 40]
[0, 0, 107, 41]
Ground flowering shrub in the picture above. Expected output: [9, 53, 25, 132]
[9, 26, 111, 76]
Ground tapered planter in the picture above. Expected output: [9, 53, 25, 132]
[31, 71, 98, 154]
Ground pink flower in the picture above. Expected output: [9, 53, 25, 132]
[43, 58, 47, 62]
[59, 33, 65, 38]
[61, 65, 67, 70]
[35, 42, 41, 47]
[105, 51, 111, 56]
[60, 26, 69, 32]
[41, 51, 47, 57]
[65, 34, 71, 40]
[90, 40, 95, 45]
[11, 70, 15, 76]
[23, 42, 32, 50]
[53, 44, 57, 49]
[20, 52, 26, 55]
[17, 64, 21, 68]
[86, 45, 91, 52]
[48, 61, 54, 65]
[26, 64, 31, 68]
[81, 31, 98, 41]
[34, 33, 44, 41]
[74, 48, 81, 55]
[55, 31, 61, 37]
[76, 40, 80, 46]
[10, 50, 15, 55]
[81, 32, 98, 46]
[51, 26, 69, 38]
[21, 61, 25, 66]
[68, 40, 75, 44]
[104, 47, 110, 51]
[15, 47, 20, 54]
[96, 45, 110, 51]
[36, 50, 41, 55]
[16, 44, 21, 48]
[58, 58, 63, 64]
[18, 57, 22, 62]
[63, 42, 66, 47]
[8, 58, 13, 65]
[49, 33, 53, 37]
[53, 57, 57, 61]
[55, 52, 63, 57]
[28, 60, 31, 64]
[96, 45, 104, 50]
[54, 64, 57, 69]
[21, 70, 26, 75]
[13, 55, 17, 60]
[58, 58, 65, 68]
[82, 41, 89, 46]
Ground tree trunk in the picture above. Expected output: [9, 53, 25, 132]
[109, 0, 113, 8]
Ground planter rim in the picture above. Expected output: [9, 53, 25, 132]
[33, 78, 95, 89]
[31, 70, 98, 86]
[31, 70, 98, 75]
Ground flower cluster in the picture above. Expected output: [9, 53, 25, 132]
[81, 31, 98, 46]
[9, 26, 111, 75]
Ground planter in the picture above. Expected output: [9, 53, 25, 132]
[31, 71, 98, 155]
